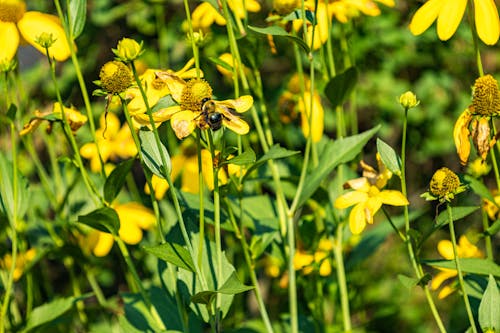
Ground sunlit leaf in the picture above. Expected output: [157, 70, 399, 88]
[103, 159, 135, 203]
[478, 274, 500, 331]
[139, 129, 171, 179]
[248, 25, 310, 54]
[78, 206, 120, 234]
[69, 0, 87, 39]
[143, 243, 195, 272]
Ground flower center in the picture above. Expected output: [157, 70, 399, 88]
[430, 167, 460, 197]
[151, 76, 167, 90]
[180, 78, 212, 111]
[472, 74, 500, 116]
[99, 61, 133, 94]
[0, 0, 26, 23]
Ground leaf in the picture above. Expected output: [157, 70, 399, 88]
[376, 138, 401, 175]
[397, 274, 419, 289]
[78, 206, 120, 234]
[0, 151, 29, 223]
[465, 174, 496, 203]
[139, 129, 171, 179]
[478, 274, 500, 331]
[248, 25, 310, 54]
[7, 103, 17, 121]
[222, 149, 256, 166]
[324, 67, 359, 108]
[191, 290, 217, 306]
[298, 126, 380, 207]
[24, 297, 76, 332]
[69, 0, 87, 39]
[217, 271, 254, 295]
[485, 219, 500, 236]
[120, 293, 166, 333]
[434, 206, 479, 228]
[143, 243, 195, 272]
[243, 144, 300, 182]
[424, 258, 500, 277]
[281, 9, 315, 23]
[103, 159, 135, 203]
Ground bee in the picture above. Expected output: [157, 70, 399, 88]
[197, 96, 252, 134]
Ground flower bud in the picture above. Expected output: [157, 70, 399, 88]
[113, 38, 144, 62]
[429, 167, 460, 198]
[0, 58, 17, 73]
[99, 61, 133, 94]
[35, 32, 57, 49]
[399, 91, 419, 109]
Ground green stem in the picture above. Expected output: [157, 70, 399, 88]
[0, 229, 17, 333]
[400, 108, 447, 332]
[466, 1, 484, 76]
[446, 204, 477, 332]
[196, 130, 205, 270]
[65, 257, 87, 324]
[85, 267, 108, 308]
[333, 225, 351, 331]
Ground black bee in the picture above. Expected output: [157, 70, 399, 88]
[201, 98, 224, 131]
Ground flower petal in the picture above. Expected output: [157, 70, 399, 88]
[437, 239, 454, 259]
[171, 110, 197, 139]
[474, 0, 500, 45]
[222, 111, 250, 135]
[17, 12, 71, 61]
[349, 203, 367, 234]
[0, 21, 19, 61]
[430, 269, 457, 290]
[334, 190, 368, 209]
[436, 0, 467, 41]
[378, 190, 409, 206]
[93, 232, 114, 257]
[453, 108, 472, 165]
[409, 0, 443, 36]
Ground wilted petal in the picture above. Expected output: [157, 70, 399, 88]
[453, 109, 472, 165]
[474, 0, 500, 45]
[0, 21, 19, 61]
[436, 0, 467, 41]
[409, 0, 443, 36]
[17, 12, 71, 61]
[171, 110, 197, 139]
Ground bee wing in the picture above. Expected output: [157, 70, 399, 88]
[218, 107, 250, 135]
[220, 95, 253, 113]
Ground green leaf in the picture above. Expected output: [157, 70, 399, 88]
[424, 258, 500, 277]
[143, 243, 195, 272]
[465, 174, 496, 203]
[376, 138, 401, 175]
[243, 144, 300, 182]
[103, 159, 135, 203]
[222, 149, 256, 166]
[397, 274, 419, 289]
[298, 126, 380, 207]
[478, 274, 500, 331]
[485, 219, 500, 236]
[120, 293, 167, 332]
[139, 129, 171, 179]
[0, 151, 29, 223]
[324, 67, 359, 108]
[434, 206, 479, 228]
[248, 25, 310, 54]
[78, 206, 120, 234]
[281, 9, 315, 23]
[23, 296, 76, 332]
[7, 104, 17, 121]
[69, 0, 87, 39]
[191, 290, 217, 306]
[217, 271, 254, 295]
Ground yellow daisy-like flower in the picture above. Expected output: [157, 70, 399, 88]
[409, 0, 500, 45]
[88, 202, 156, 257]
[293, 239, 334, 276]
[80, 112, 137, 173]
[431, 235, 483, 299]
[335, 157, 408, 234]
[190, 0, 261, 32]
[0, 248, 36, 282]
[0, 0, 71, 61]
[20, 102, 87, 136]
[149, 74, 253, 139]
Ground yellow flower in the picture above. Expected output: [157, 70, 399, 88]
[293, 238, 333, 276]
[145, 140, 242, 198]
[80, 112, 137, 172]
[149, 75, 253, 139]
[20, 102, 87, 136]
[0, 248, 36, 281]
[126, 59, 200, 119]
[409, 0, 499, 45]
[483, 190, 500, 220]
[190, 0, 261, 31]
[335, 175, 408, 235]
[298, 91, 324, 143]
[88, 202, 156, 257]
[431, 235, 483, 299]
[0, 0, 71, 61]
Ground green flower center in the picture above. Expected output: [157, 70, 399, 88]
[472, 74, 500, 116]
[429, 167, 460, 197]
[180, 78, 212, 111]
[0, 0, 26, 23]
[99, 61, 133, 94]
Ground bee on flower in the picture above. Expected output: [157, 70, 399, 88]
[142, 74, 253, 139]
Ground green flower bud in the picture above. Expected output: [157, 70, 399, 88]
[113, 38, 144, 62]
[399, 91, 419, 109]
[35, 32, 57, 49]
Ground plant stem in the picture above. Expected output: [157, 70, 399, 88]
[446, 204, 477, 333]
[333, 224, 352, 331]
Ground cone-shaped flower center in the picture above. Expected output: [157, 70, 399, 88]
[181, 78, 212, 111]
[472, 74, 500, 116]
[0, 0, 26, 23]
[430, 167, 460, 197]
[99, 61, 133, 94]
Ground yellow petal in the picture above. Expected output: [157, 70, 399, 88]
[474, 0, 500, 45]
[0, 21, 19, 61]
[430, 269, 456, 290]
[438, 285, 455, 299]
[222, 110, 250, 135]
[293, 251, 314, 270]
[453, 109, 472, 165]
[93, 232, 114, 257]
[349, 203, 367, 234]
[319, 260, 332, 276]
[171, 110, 197, 139]
[378, 190, 409, 206]
[115, 202, 156, 230]
[436, 0, 467, 41]
[437, 239, 454, 259]
[299, 92, 324, 142]
[119, 221, 143, 245]
[409, 0, 443, 36]
[365, 196, 383, 223]
[17, 12, 71, 61]
[334, 190, 368, 209]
